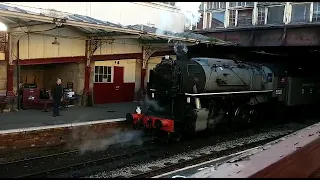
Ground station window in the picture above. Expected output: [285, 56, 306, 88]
[211, 11, 225, 28]
[206, 12, 211, 29]
[267, 6, 285, 24]
[291, 3, 311, 23]
[229, 2, 236, 7]
[199, 2, 204, 11]
[312, 2, 320, 22]
[257, 7, 266, 25]
[229, 2, 254, 8]
[197, 13, 204, 30]
[229, 10, 236, 27]
[237, 9, 253, 26]
[208, 2, 226, 10]
[206, 2, 211, 10]
[94, 66, 112, 83]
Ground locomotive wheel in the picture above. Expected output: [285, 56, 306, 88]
[184, 105, 197, 137]
[133, 123, 139, 130]
[168, 131, 182, 143]
[233, 105, 259, 126]
[248, 108, 258, 125]
[234, 105, 247, 122]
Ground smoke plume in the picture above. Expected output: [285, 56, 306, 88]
[176, 2, 202, 29]
[77, 128, 145, 155]
[173, 41, 188, 56]
[155, 11, 173, 35]
[69, 121, 146, 155]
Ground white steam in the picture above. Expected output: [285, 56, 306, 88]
[72, 127, 145, 155]
[155, 11, 173, 35]
[176, 2, 201, 30]
[140, 95, 164, 112]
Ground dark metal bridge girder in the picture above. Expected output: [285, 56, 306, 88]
[201, 26, 320, 47]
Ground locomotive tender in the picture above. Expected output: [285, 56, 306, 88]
[126, 54, 320, 141]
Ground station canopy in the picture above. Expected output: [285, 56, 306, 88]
[0, 3, 235, 47]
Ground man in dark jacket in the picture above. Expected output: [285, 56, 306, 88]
[51, 78, 63, 117]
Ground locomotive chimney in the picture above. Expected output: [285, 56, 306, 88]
[174, 43, 188, 61]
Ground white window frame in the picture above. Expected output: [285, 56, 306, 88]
[207, 2, 211, 11]
[236, 8, 254, 27]
[207, 2, 226, 10]
[290, 2, 313, 23]
[310, 2, 315, 22]
[257, 6, 267, 25]
[228, 9, 237, 27]
[229, 2, 254, 8]
[210, 9, 226, 29]
[265, 5, 286, 25]
[94, 66, 113, 83]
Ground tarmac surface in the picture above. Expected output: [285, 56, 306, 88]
[0, 102, 138, 131]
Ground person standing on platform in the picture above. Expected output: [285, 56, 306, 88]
[51, 78, 63, 117]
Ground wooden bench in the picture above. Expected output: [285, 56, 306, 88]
[28, 99, 54, 112]
[28, 99, 69, 112]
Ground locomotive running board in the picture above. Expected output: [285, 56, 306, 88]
[185, 90, 273, 97]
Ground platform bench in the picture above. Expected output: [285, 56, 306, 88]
[29, 99, 54, 112]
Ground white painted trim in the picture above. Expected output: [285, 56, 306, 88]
[0, 118, 126, 135]
[208, 12, 212, 29]
[235, 9, 238, 27]
[252, 2, 258, 25]
[224, 2, 229, 28]
[310, 2, 314, 23]
[185, 90, 273, 97]
[284, 2, 291, 24]
[264, 7, 268, 25]
[203, 2, 207, 29]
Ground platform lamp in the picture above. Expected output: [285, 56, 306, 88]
[52, 37, 60, 45]
[0, 21, 7, 31]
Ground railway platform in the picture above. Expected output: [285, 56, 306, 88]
[0, 102, 137, 150]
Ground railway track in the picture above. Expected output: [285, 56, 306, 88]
[90, 122, 312, 178]
[1, 119, 317, 178]
[128, 135, 284, 178]
[2, 146, 156, 178]
[129, 122, 320, 178]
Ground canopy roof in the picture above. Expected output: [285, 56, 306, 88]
[0, 3, 235, 46]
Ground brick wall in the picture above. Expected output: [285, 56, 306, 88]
[0, 121, 130, 151]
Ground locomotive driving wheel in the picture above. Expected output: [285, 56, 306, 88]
[234, 105, 258, 125]
[183, 105, 197, 137]
[234, 104, 252, 123]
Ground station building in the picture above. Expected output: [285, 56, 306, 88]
[0, 3, 216, 107]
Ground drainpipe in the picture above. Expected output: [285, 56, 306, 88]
[16, 40, 20, 109]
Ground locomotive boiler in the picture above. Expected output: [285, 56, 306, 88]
[126, 54, 320, 141]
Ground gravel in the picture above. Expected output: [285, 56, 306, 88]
[88, 123, 301, 178]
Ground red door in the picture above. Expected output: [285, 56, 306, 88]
[113, 66, 124, 103]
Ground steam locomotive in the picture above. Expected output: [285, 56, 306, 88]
[126, 53, 320, 141]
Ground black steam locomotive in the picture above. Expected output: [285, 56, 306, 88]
[126, 50, 320, 141]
